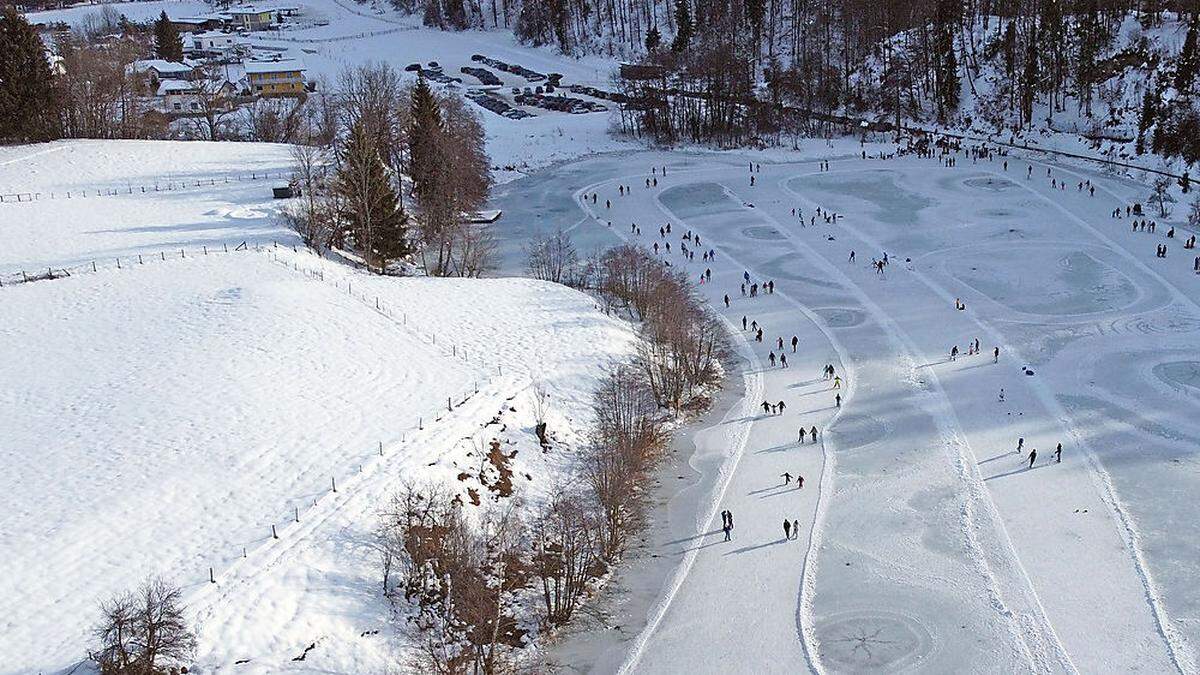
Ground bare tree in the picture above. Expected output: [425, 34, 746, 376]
[525, 229, 579, 283]
[92, 577, 196, 674]
[281, 143, 337, 253]
[185, 65, 236, 141]
[246, 96, 306, 143]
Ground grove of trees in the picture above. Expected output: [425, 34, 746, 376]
[283, 64, 493, 276]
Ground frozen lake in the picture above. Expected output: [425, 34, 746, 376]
[491, 147, 1200, 673]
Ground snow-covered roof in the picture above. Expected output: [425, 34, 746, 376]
[132, 59, 193, 75]
[157, 79, 197, 96]
[243, 59, 305, 74]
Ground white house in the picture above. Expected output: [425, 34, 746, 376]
[188, 31, 245, 59]
[157, 78, 237, 113]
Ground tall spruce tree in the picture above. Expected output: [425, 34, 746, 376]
[409, 75, 444, 226]
[1176, 18, 1198, 93]
[671, 0, 692, 53]
[0, 7, 58, 142]
[933, 0, 961, 122]
[153, 11, 183, 62]
[645, 25, 661, 53]
[335, 121, 409, 273]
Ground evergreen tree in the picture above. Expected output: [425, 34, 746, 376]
[1137, 88, 1157, 154]
[933, 0, 961, 122]
[153, 11, 183, 62]
[1176, 18, 1198, 93]
[645, 25, 661, 53]
[744, 0, 764, 60]
[409, 75, 444, 218]
[335, 121, 409, 272]
[1020, 22, 1039, 126]
[0, 7, 58, 142]
[671, 0, 692, 53]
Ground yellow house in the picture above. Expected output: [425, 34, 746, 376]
[227, 7, 275, 30]
[244, 59, 306, 96]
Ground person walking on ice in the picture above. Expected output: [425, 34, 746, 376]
[781, 472, 792, 485]
[1028, 447, 1037, 468]
[993, 346, 1000, 363]
[798, 427, 807, 443]
[780, 353, 788, 368]
[762, 401, 772, 414]
[777, 400, 787, 414]
[783, 519, 791, 540]
[769, 352, 777, 367]
[792, 519, 799, 539]
[1017, 437, 1024, 454]
[792, 336, 798, 352]
[1055, 443, 1062, 463]
[835, 393, 842, 408]
[810, 426, 818, 443]
[796, 475, 804, 489]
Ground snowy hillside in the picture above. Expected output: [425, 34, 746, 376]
[0, 140, 636, 672]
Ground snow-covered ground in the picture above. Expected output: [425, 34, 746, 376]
[0, 140, 636, 672]
[491, 143, 1200, 672]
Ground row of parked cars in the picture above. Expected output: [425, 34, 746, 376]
[470, 54, 558, 84]
[568, 83, 631, 104]
[465, 89, 535, 120]
[460, 66, 502, 86]
[404, 61, 462, 85]
[519, 93, 607, 114]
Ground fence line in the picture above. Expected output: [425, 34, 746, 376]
[0, 239, 269, 288]
[0, 169, 295, 205]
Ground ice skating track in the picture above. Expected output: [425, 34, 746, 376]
[565, 152, 1194, 674]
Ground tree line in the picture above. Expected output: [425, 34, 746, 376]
[377, 240, 727, 672]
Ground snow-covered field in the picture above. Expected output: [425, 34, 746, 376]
[0, 141, 636, 672]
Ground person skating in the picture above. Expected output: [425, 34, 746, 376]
[810, 426, 818, 443]
[769, 352, 777, 367]
[762, 401, 772, 414]
[796, 475, 804, 489]
[792, 336, 798, 352]
[783, 519, 791, 539]
[951, 345, 959, 361]
[798, 427, 807, 443]
[756, 329, 763, 342]
[792, 520, 800, 540]
[777, 400, 786, 414]
[781, 472, 792, 485]
[742, 316, 748, 330]
[835, 393, 842, 408]
[1028, 447, 1037, 468]
[723, 522, 732, 541]
[833, 376, 842, 389]
[993, 346, 1000, 363]
[780, 353, 788, 368]
[1017, 437, 1024, 454]
[1055, 443, 1062, 463]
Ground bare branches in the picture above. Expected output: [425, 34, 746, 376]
[91, 577, 196, 674]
